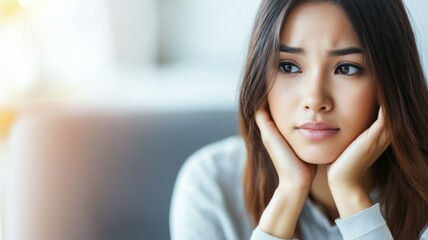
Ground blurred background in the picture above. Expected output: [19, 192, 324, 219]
[0, 0, 262, 112]
[0, 0, 427, 239]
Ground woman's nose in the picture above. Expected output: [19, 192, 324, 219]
[302, 72, 333, 113]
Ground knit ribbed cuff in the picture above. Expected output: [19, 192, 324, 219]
[251, 226, 298, 240]
[335, 203, 392, 239]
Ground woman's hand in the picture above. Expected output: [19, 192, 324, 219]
[255, 105, 317, 238]
[256, 105, 317, 191]
[327, 107, 391, 217]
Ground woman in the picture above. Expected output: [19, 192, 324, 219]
[170, 0, 428, 239]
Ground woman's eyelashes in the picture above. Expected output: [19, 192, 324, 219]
[279, 62, 301, 74]
[335, 63, 363, 75]
[278, 61, 363, 76]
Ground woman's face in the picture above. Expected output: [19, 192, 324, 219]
[267, 2, 377, 164]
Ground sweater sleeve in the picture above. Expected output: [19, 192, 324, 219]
[251, 226, 297, 240]
[335, 203, 393, 240]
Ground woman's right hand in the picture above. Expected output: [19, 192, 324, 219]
[255, 105, 316, 239]
[255, 105, 317, 192]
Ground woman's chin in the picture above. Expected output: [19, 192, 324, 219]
[300, 157, 336, 165]
[294, 148, 342, 165]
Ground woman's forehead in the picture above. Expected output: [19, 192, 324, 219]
[280, 2, 361, 50]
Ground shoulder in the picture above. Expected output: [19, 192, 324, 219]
[422, 227, 428, 240]
[170, 136, 250, 239]
[177, 135, 246, 184]
[171, 135, 247, 213]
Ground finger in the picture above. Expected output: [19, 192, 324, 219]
[255, 105, 316, 186]
[334, 107, 390, 172]
[255, 105, 278, 142]
[255, 106, 297, 163]
[255, 105, 271, 131]
[378, 106, 384, 120]
[255, 105, 288, 145]
[368, 107, 391, 148]
[378, 107, 391, 147]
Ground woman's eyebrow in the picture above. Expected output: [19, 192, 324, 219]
[328, 47, 362, 56]
[279, 45, 305, 54]
[279, 45, 363, 56]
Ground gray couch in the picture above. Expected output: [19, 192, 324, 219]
[4, 108, 239, 240]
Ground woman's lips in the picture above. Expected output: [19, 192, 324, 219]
[296, 122, 339, 141]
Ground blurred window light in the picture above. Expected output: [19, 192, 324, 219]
[0, 28, 39, 92]
[0, 0, 114, 107]
[18, 0, 36, 8]
[0, 0, 21, 19]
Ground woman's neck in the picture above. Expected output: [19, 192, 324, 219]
[309, 165, 338, 223]
[309, 165, 375, 224]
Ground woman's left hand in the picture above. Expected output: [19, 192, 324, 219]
[326, 107, 391, 217]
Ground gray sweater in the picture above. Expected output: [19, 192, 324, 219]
[170, 136, 427, 239]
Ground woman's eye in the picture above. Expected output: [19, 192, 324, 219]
[279, 62, 301, 73]
[335, 64, 361, 75]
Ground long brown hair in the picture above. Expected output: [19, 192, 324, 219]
[239, 0, 428, 239]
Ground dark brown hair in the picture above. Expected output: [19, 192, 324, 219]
[239, 0, 428, 239]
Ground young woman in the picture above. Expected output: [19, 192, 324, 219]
[170, 0, 428, 239]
